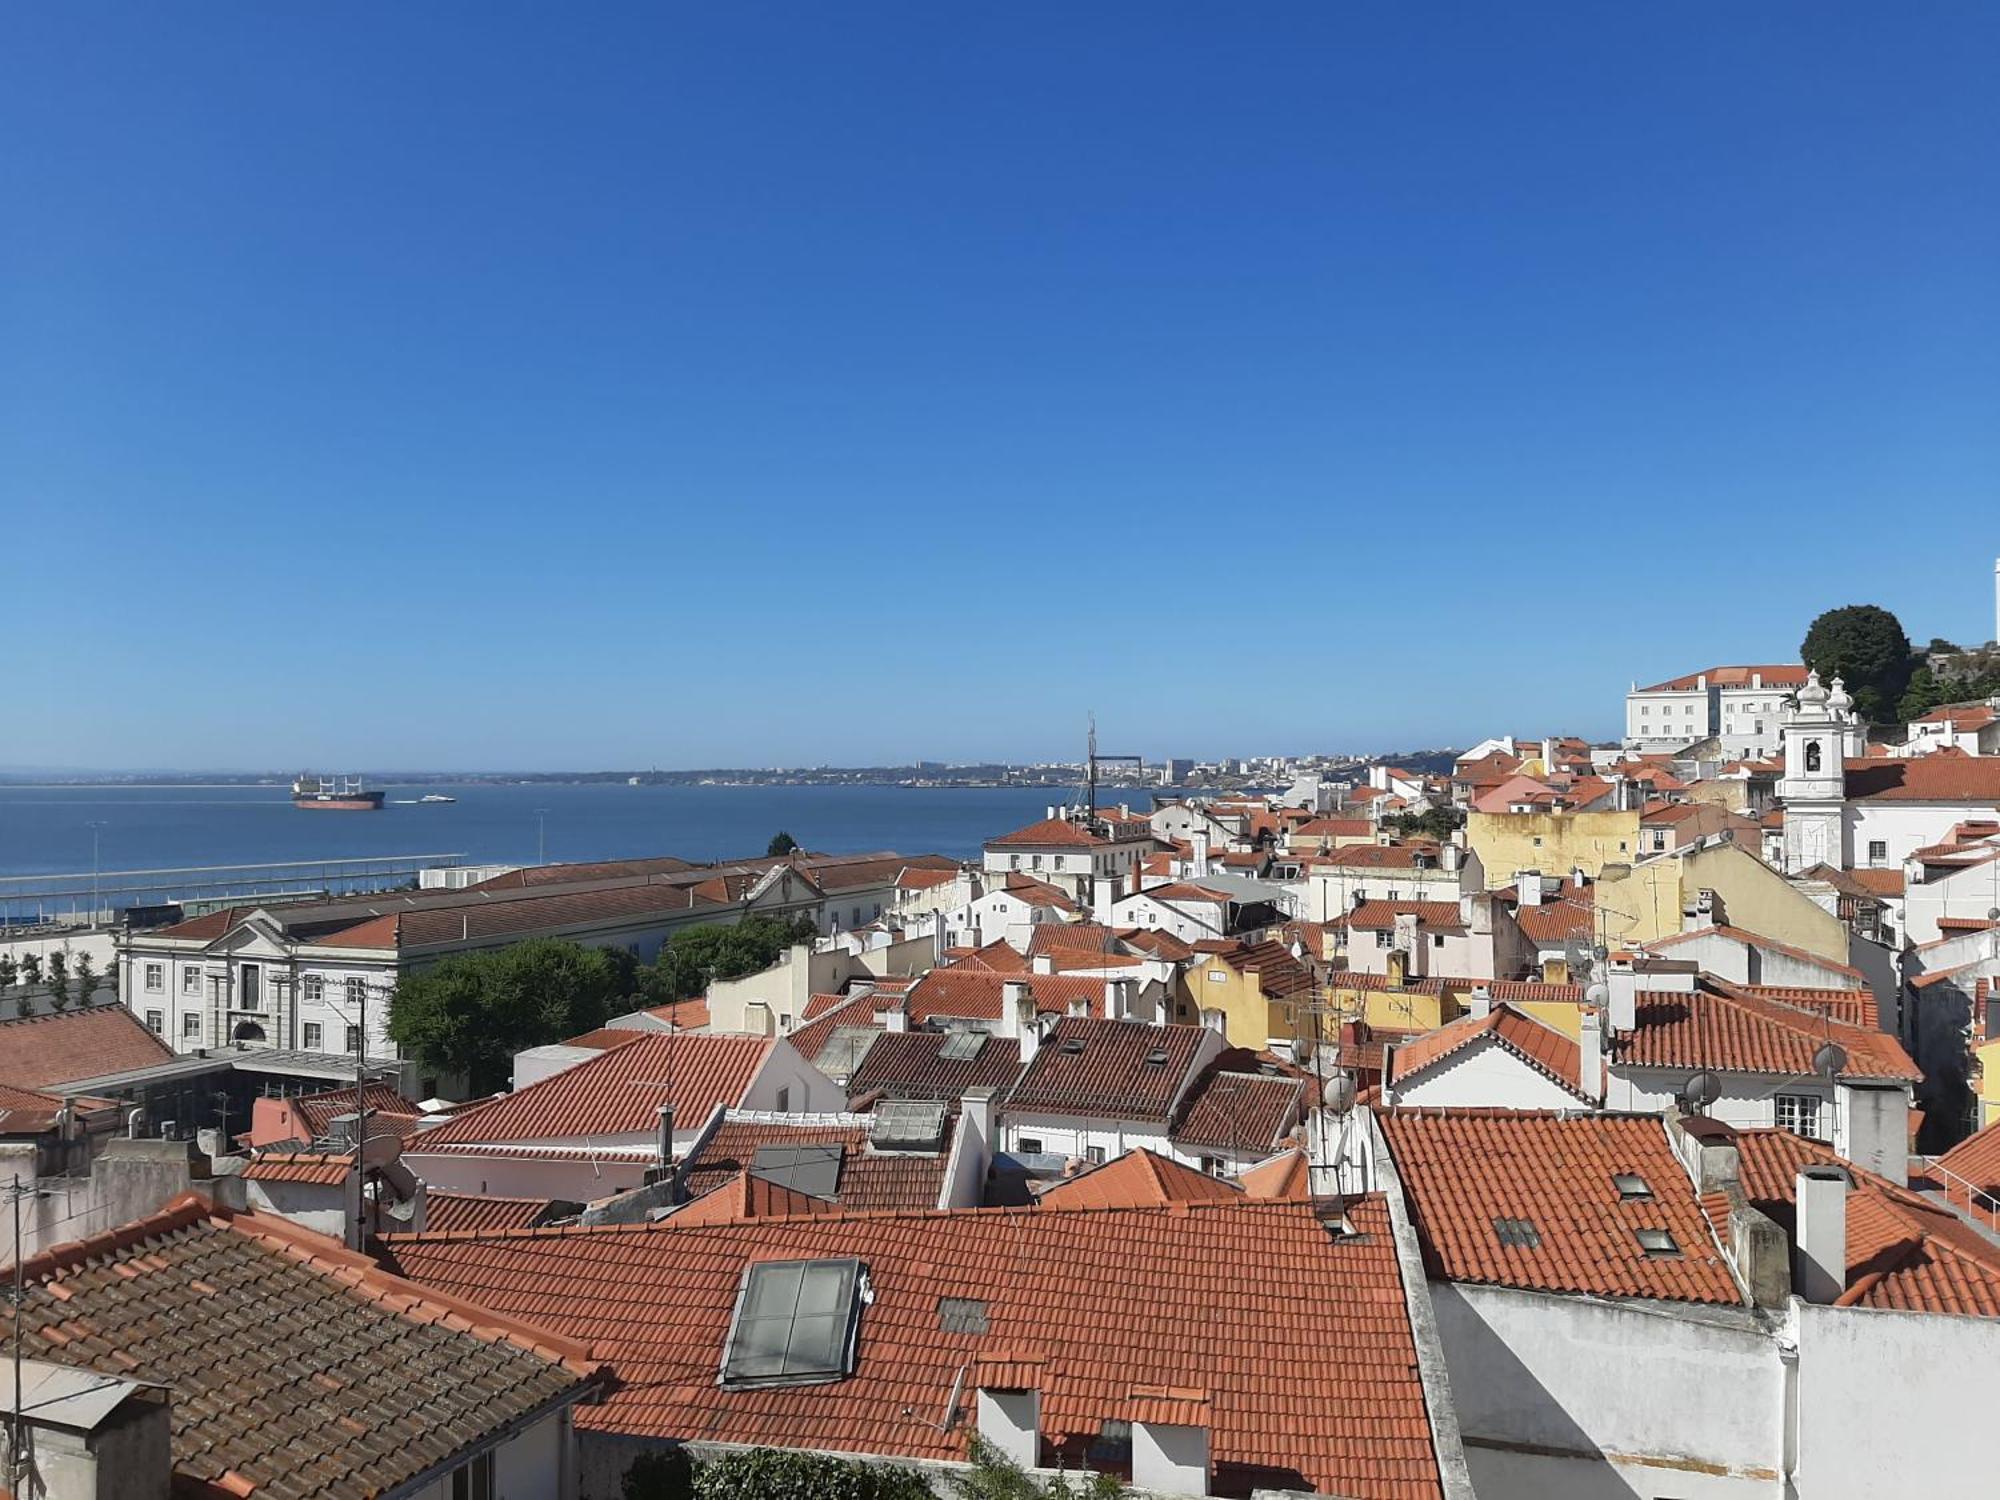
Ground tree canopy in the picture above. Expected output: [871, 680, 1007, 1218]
[388, 938, 629, 1093]
[645, 914, 820, 1004]
[766, 831, 800, 857]
[1800, 604, 1913, 724]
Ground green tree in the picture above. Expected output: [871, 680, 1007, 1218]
[645, 915, 821, 1002]
[686, 1449, 933, 1500]
[19, 954, 42, 987]
[388, 938, 628, 1093]
[1800, 604, 1913, 724]
[73, 953, 97, 1005]
[766, 831, 800, 858]
[1381, 807, 1465, 842]
[952, 1437, 1126, 1499]
[0, 955, 16, 989]
[45, 953, 70, 1010]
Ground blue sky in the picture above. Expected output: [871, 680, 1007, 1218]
[5, 5, 1996, 770]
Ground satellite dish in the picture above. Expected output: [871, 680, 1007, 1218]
[1321, 1069, 1357, 1116]
[1812, 1041, 1849, 1082]
[1681, 1070, 1723, 1110]
[1584, 983, 1610, 1007]
[1592, 944, 1609, 961]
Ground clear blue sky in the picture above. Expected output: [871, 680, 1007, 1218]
[6, 5, 1996, 770]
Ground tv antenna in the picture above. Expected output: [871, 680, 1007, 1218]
[1082, 715, 1142, 828]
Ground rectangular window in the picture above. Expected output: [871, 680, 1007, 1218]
[182, 967, 202, 995]
[450, 1451, 494, 1500]
[302, 974, 324, 1002]
[1374, 931, 1393, 949]
[303, 1022, 323, 1050]
[344, 977, 366, 1006]
[144, 963, 164, 992]
[720, 1257, 864, 1387]
[182, 1014, 201, 1039]
[775, 1086, 792, 1112]
[1086, 1145, 1106, 1165]
[145, 1010, 164, 1035]
[1017, 1136, 1045, 1154]
[345, 1025, 363, 1054]
[1431, 933, 1446, 948]
[1776, 1093, 1824, 1141]
[1867, 840, 1888, 865]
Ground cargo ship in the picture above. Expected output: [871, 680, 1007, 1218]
[292, 774, 386, 811]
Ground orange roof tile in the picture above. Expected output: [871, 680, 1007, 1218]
[1038, 1148, 1242, 1208]
[1843, 756, 2000, 804]
[1617, 985, 1918, 1083]
[412, 1034, 774, 1148]
[1732, 1128, 2000, 1317]
[422, 1192, 557, 1233]
[1344, 901, 1466, 932]
[1009, 1018, 1210, 1123]
[987, 817, 1106, 848]
[1929, 1120, 2000, 1205]
[380, 1195, 1445, 1496]
[0, 1005, 174, 1089]
[1379, 1111, 1742, 1304]
[1388, 1005, 1589, 1100]
[1237, 1148, 1312, 1199]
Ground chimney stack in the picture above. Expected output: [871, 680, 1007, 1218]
[975, 1381, 1041, 1471]
[1032, 951, 1055, 976]
[656, 1104, 676, 1169]
[1005, 980, 1035, 1044]
[1578, 1006, 1604, 1103]
[1606, 956, 1638, 1033]
[1190, 830, 1211, 879]
[1517, 871, 1543, 907]
[1795, 1165, 1850, 1304]
[1091, 872, 1120, 926]
[1131, 1389, 1212, 1496]
[1466, 987, 1491, 1019]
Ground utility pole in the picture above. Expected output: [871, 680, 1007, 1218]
[534, 809, 549, 866]
[85, 822, 106, 926]
[6, 1174, 48, 1497]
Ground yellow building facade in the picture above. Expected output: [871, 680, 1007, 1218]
[1466, 809, 1641, 890]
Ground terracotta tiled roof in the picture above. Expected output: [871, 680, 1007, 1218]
[1843, 757, 2000, 804]
[1171, 1065, 1306, 1153]
[0, 1005, 174, 1089]
[1202, 939, 1316, 1002]
[1008, 1018, 1210, 1123]
[1238, 1148, 1312, 1199]
[1310, 842, 1445, 870]
[1117, 928, 1196, 962]
[1634, 664, 1807, 693]
[667, 1169, 848, 1223]
[896, 865, 963, 890]
[422, 1192, 558, 1233]
[1038, 1148, 1242, 1208]
[1026, 922, 1118, 956]
[844, 1029, 1025, 1103]
[1915, 704, 1997, 728]
[947, 937, 1034, 973]
[1379, 1111, 1742, 1304]
[283, 1083, 426, 1141]
[1931, 1120, 2000, 1204]
[1725, 983, 1878, 1031]
[1294, 817, 1374, 839]
[679, 1116, 949, 1212]
[413, 1034, 774, 1148]
[1731, 1129, 2000, 1317]
[1514, 897, 1596, 945]
[1344, 901, 1466, 933]
[380, 1195, 1445, 1496]
[1000, 874, 1081, 913]
[904, 970, 1109, 1025]
[242, 1151, 356, 1187]
[1388, 1005, 1589, 1100]
[0, 1081, 118, 1135]
[9, 1196, 603, 1496]
[1138, 882, 1237, 905]
[987, 817, 1106, 848]
[1616, 985, 1918, 1083]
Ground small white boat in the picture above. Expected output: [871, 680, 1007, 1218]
[417, 793, 457, 804]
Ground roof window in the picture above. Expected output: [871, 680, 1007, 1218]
[1058, 1037, 1087, 1055]
[720, 1257, 867, 1388]
[1493, 1216, 1540, 1249]
[1612, 1173, 1654, 1200]
[750, 1144, 843, 1200]
[1143, 1048, 1170, 1067]
[871, 1099, 947, 1152]
[938, 1031, 988, 1062]
[1635, 1228, 1681, 1258]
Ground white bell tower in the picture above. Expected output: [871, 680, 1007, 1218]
[1779, 670, 1855, 872]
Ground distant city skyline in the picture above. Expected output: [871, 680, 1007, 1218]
[6, 6, 1996, 770]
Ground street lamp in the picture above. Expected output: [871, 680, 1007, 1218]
[534, 808, 550, 865]
[84, 821, 107, 924]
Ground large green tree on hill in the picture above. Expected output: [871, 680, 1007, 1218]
[644, 914, 821, 1004]
[388, 938, 630, 1093]
[1800, 604, 1913, 724]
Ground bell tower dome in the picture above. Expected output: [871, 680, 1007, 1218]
[1779, 670, 1852, 871]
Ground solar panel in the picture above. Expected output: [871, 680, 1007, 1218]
[813, 1025, 882, 1080]
[750, 1143, 844, 1200]
[871, 1098, 948, 1151]
[721, 1257, 864, 1387]
[938, 1031, 989, 1062]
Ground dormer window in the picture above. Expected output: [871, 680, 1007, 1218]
[721, 1258, 866, 1388]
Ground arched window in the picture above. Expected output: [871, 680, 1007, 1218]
[1805, 740, 1822, 773]
[231, 1020, 266, 1045]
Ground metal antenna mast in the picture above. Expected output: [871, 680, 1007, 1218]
[1082, 715, 1143, 828]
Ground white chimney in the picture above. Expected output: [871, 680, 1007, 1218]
[1606, 958, 1637, 1033]
[1516, 871, 1543, 907]
[1190, 830, 1211, 879]
[976, 1385, 1040, 1471]
[1091, 873, 1120, 926]
[1133, 1395, 1212, 1496]
[1578, 1007, 1604, 1103]
[1005, 980, 1035, 1043]
[883, 1003, 908, 1033]
[1795, 1164, 1849, 1304]
[1442, 841, 1463, 873]
[1032, 951, 1055, 975]
[1466, 987, 1491, 1019]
